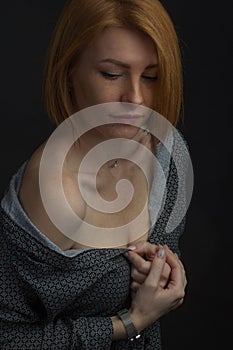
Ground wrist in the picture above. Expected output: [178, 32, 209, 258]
[111, 315, 128, 340]
[117, 308, 141, 341]
[128, 308, 144, 334]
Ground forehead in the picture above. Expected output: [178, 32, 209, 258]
[82, 26, 158, 66]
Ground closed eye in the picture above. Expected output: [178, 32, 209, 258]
[100, 72, 121, 80]
[100, 71, 158, 81]
[142, 75, 158, 81]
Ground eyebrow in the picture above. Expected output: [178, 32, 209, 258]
[99, 58, 158, 69]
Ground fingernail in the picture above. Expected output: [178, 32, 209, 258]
[157, 248, 165, 258]
[127, 245, 136, 251]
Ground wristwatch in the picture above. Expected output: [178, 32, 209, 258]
[117, 308, 141, 341]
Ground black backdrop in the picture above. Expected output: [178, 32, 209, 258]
[1, 1, 232, 349]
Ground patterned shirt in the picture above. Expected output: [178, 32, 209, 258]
[0, 135, 188, 349]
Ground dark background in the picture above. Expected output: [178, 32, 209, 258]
[1, 1, 232, 349]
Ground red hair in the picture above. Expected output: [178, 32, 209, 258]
[43, 0, 183, 126]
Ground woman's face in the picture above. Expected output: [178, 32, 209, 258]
[70, 26, 158, 139]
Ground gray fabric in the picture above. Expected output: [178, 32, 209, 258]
[0, 134, 187, 349]
[1, 161, 88, 257]
[1, 140, 172, 258]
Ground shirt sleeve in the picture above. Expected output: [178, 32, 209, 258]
[0, 245, 115, 350]
[0, 212, 125, 350]
[149, 129, 190, 257]
[0, 316, 113, 350]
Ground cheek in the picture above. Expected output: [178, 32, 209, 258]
[93, 79, 120, 103]
[144, 86, 157, 109]
[74, 80, 118, 107]
[72, 82, 97, 108]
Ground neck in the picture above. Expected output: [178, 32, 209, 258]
[65, 126, 155, 175]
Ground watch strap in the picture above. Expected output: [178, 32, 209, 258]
[117, 308, 141, 341]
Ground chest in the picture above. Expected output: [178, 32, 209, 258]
[76, 166, 150, 248]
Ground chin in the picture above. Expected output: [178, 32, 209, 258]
[100, 124, 140, 139]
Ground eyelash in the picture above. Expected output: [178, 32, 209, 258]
[100, 72, 158, 82]
[101, 72, 120, 80]
[143, 76, 158, 81]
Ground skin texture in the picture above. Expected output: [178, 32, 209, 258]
[128, 245, 187, 333]
[19, 26, 158, 250]
[19, 26, 187, 340]
[125, 242, 172, 294]
[70, 26, 159, 142]
[70, 26, 187, 337]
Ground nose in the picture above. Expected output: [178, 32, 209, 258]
[120, 79, 144, 105]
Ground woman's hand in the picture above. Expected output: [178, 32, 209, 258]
[125, 242, 171, 294]
[128, 245, 187, 333]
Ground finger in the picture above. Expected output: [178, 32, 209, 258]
[132, 242, 157, 261]
[160, 263, 171, 288]
[164, 246, 182, 270]
[131, 290, 137, 299]
[140, 130, 151, 147]
[145, 247, 166, 287]
[131, 126, 150, 143]
[164, 249, 185, 293]
[126, 251, 151, 275]
[130, 281, 141, 292]
[131, 266, 148, 283]
[165, 245, 185, 270]
[163, 262, 171, 278]
[174, 253, 186, 271]
[165, 247, 186, 283]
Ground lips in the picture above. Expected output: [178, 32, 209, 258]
[108, 114, 143, 125]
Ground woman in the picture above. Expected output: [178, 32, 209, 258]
[0, 0, 189, 349]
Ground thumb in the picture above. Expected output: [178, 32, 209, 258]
[145, 247, 166, 286]
[134, 242, 157, 260]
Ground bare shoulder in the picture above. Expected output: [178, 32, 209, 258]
[18, 142, 86, 251]
[19, 142, 45, 212]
